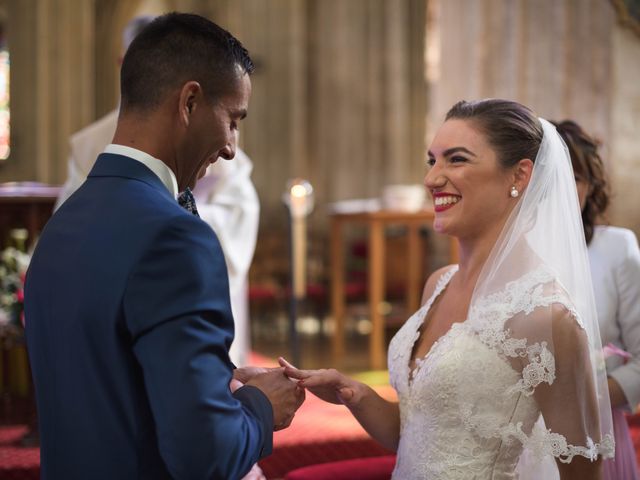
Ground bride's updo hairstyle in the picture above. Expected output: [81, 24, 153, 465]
[445, 99, 543, 170]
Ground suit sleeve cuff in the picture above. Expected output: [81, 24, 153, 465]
[233, 385, 274, 458]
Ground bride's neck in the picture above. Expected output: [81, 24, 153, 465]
[455, 222, 504, 285]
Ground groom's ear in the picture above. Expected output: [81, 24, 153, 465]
[513, 158, 534, 192]
[178, 81, 202, 127]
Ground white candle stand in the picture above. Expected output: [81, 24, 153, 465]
[282, 179, 314, 367]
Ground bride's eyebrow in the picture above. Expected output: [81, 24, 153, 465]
[443, 147, 476, 157]
[427, 146, 477, 159]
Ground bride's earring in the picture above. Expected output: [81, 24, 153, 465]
[510, 186, 519, 198]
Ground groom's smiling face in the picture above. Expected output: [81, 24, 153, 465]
[425, 119, 514, 238]
[179, 71, 251, 191]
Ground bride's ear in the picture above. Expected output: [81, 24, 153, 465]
[512, 158, 534, 192]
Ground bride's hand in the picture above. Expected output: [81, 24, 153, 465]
[278, 357, 361, 407]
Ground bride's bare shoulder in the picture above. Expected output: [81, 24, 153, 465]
[421, 265, 458, 305]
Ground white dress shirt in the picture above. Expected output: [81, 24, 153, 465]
[103, 144, 178, 198]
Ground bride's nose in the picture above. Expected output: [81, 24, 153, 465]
[424, 164, 446, 190]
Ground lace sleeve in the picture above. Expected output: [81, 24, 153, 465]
[464, 269, 614, 469]
[526, 305, 610, 463]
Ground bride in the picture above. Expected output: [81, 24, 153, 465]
[281, 99, 614, 479]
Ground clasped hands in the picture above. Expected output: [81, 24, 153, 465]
[278, 357, 364, 408]
[231, 364, 304, 431]
[231, 358, 363, 431]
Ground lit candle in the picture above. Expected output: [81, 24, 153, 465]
[283, 179, 314, 299]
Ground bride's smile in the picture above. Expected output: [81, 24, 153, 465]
[425, 119, 529, 245]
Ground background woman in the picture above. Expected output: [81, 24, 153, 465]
[555, 119, 640, 479]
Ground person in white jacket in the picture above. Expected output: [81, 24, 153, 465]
[555, 119, 640, 480]
[56, 16, 260, 369]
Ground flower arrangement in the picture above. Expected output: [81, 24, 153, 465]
[0, 230, 30, 340]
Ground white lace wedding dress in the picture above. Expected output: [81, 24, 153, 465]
[387, 266, 614, 480]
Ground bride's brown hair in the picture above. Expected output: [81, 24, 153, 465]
[445, 99, 543, 170]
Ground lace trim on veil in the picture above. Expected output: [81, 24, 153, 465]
[462, 265, 615, 462]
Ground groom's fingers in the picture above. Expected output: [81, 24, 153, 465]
[337, 387, 354, 402]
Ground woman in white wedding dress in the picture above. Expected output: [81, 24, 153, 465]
[281, 99, 615, 479]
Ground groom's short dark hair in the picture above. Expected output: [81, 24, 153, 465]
[120, 12, 254, 112]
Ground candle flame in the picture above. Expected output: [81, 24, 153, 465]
[291, 184, 308, 197]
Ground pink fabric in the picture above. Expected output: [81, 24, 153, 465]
[603, 343, 632, 361]
[603, 408, 639, 480]
[284, 455, 396, 480]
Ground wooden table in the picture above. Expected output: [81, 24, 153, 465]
[0, 182, 61, 248]
[330, 209, 458, 370]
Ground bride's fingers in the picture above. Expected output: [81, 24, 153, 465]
[278, 357, 296, 369]
[229, 378, 244, 393]
[284, 368, 313, 381]
[296, 372, 342, 388]
[283, 366, 309, 380]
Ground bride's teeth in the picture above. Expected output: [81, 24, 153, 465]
[435, 196, 459, 206]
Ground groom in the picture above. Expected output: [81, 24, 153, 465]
[25, 13, 303, 480]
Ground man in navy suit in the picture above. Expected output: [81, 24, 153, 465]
[25, 13, 303, 479]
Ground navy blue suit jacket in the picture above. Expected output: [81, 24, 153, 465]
[25, 153, 273, 479]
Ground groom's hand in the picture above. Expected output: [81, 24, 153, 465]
[233, 365, 271, 384]
[246, 368, 305, 431]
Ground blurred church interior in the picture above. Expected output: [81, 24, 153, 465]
[0, 0, 638, 478]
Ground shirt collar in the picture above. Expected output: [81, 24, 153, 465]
[103, 144, 179, 198]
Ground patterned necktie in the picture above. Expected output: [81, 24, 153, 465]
[177, 187, 200, 217]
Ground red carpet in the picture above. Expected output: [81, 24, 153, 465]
[0, 426, 39, 480]
[259, 386, 394, 478]
[1, 353, 639, 479]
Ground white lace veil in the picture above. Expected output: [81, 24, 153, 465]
[460, 118, 614, 476]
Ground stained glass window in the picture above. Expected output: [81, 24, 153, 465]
[0, 31, 8, 161]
